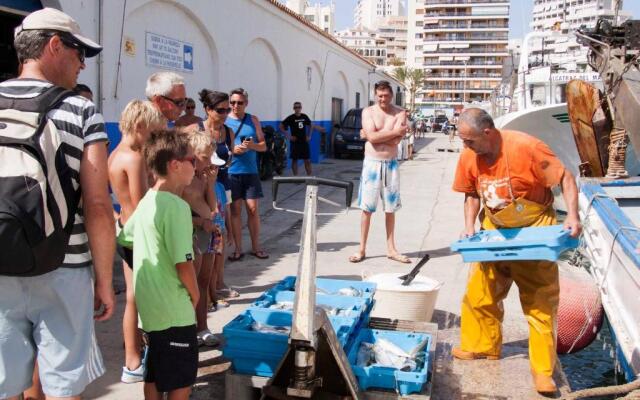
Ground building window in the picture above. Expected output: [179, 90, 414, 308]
[324, 15, 329, 23]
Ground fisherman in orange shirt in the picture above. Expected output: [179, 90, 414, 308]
[451, 108, 582, 395]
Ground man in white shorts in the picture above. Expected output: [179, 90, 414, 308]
[0, 8, 115, 399]
[349, 81, 411, 264]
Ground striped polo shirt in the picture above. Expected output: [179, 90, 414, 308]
[0, 78, 108, 268]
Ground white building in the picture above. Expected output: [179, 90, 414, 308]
[355, 0, 406, 31]
[407, 0, 510, 109]
[336, 17, 407, 71]
[529, 0, 631, 72]
[285, 0, 335, 33]
[376, 16, 408, 72]
[336, 28, 387, 67]
[0, 0, 402, 162]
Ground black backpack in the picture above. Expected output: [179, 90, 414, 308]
[0, 85, 79, 276]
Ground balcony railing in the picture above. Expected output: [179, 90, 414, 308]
[425, 12, 508, 17]
[424, 23, 508, 30]
[424, 48, 508, 54]
[423, 33, 508, 40]
[426, 72, 503, 78]
[425, 0, 508, 4]
[423, 60, 502, 66]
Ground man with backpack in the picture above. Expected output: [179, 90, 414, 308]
[0, 8, 115, 399]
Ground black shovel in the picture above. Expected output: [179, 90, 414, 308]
[398, 254, 431, 286]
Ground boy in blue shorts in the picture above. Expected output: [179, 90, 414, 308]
[118, 129, 199, 399]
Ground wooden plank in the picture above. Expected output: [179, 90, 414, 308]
[566, 79, 606, 177]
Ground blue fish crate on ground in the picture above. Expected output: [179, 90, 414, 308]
[274, 276, 376, 303]
[251, 290, 371, 344]
[450, 224, 579, 262]
[250, 290, 369, 318]
[222, 308, 355, 377]
[346, 328, 432, 395]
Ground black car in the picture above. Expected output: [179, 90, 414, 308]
[333, 108, 365, 159]
[432, 115, 449, 132]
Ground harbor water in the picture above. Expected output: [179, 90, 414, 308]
[560, 321, 626, 397]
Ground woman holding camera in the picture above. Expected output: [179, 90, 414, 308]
[226, 88, 269, 261]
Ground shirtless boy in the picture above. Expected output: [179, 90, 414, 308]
[349, 80, 410, 264]
[182, 131, 224, 346]
[108, 100, 165, 382]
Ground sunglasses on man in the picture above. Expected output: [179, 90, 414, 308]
[57, 34, 85, 63]
[161, 95, 187, 108]
[230, 101, 245, 106]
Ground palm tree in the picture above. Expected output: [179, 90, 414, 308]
[392, 66, 426, 113]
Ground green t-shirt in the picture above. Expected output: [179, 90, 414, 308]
[117, 190, 195, 332]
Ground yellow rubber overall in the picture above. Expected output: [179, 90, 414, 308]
[460, 198, 559, 376]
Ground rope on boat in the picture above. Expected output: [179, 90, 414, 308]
[561, 379, 640, 399]
[606, 127, 629, 179]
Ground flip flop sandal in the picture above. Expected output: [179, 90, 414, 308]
[218, 287, 240, 298]
[228, 252, 243, 261]
[349, 253, 366, 263]
[387, 254, 411, 264]
[251, 250, 269, 259]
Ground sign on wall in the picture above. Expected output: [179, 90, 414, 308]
[145, 32, 193, 72]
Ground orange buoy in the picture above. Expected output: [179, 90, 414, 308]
[556, 268, 604, 354]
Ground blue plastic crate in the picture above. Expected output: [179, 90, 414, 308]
[347, 328, 431, 395]
[222, 308, 355, 377]
[450, 225, 579, 262]
[223, 347, 283, 377]
[250, 290, 368, 318]
[274, 276, 376, 301]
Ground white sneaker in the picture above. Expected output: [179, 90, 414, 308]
[121, 363, 144, 383]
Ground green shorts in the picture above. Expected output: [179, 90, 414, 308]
[0, 267, 105, 398]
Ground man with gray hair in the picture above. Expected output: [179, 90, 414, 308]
[146, 71, 187, 122]
[451, 108, 581, 394]
[0, 7, 114, 399]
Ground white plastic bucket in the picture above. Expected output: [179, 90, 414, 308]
[363, 272, 443, 322]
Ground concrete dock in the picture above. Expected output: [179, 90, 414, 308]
[85, 134, 570, 399]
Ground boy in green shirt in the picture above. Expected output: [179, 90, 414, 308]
[118, 129, 199, 399]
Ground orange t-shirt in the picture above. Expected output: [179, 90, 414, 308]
[452, 130, 566, 210]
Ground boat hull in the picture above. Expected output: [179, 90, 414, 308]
[579, 180, 640, 381]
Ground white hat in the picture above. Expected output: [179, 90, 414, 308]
[210, 151, 226, 167]
[15, 8, 102, 57]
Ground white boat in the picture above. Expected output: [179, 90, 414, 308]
[579, 180, 640, 380]
[495, 23, 640, 383]
[495, 103, 580, 177]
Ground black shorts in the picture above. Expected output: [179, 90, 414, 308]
[230, 173, 263, 201]
[116, 244, 134, 268]
[116, 219, 134, 268]
[290, 141, 310, 160]
[145, 325, 198, 392]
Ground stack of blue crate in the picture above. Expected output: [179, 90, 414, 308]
[222, 277, 376, 377]
[222, 276, 434, 395]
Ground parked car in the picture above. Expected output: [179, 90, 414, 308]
[333, 108, 366, 159]
[432, 115, 449, 132]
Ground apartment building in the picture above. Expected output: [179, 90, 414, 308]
[355, 0, 407, 30]
[335, 27, 388, 66]
[529, 0, 630, 72]
[407, 0, 510, 108]
[286, 0, 335, 33]
[377, 16, 409, 72]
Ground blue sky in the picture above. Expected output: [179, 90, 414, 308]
[307, 0, 640, 39]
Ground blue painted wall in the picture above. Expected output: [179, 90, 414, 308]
[105, 119, 334, 164]
[0, 0, 41, 12]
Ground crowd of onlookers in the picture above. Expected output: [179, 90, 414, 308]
[0, 8, 282, 400]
